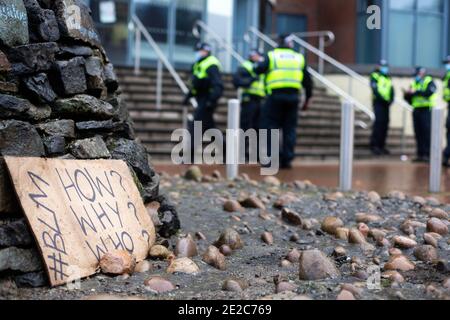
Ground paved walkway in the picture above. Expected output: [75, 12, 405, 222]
[154, 161, 450, 203]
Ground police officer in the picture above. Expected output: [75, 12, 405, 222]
[442, 56, 450, 167]
[370, 60, 395, 156]
[233, 49, 265, 132]
[254, 35, 313, 169]
[184, 43, 224, 157]
[404, 67, 437, 162]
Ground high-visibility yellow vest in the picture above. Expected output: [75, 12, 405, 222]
[411, 76, 437, 108]
[265, 48, 305, 94]
[443, 72, 450, 102]
[193, 55, 222, 79]
[371, 72, 393, 102]
[241, 60, 265, 98]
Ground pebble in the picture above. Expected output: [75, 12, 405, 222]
[388, 190, 406, 200]
[413, 245, 438, 263]
[281, 208, 303, 226]
[223, 200, 244, 213]
[429, 208, 449, 220]
[280, 259, 292, 268]
[144, 276, 176, 293]
[369, 229, 387, 241]
[357, 223, 370, 237]
[427, 218, 448, 236]
[214, 228, 244, 250]
[263, 176, 281, 187]
[443, 278, 450, 289]
[324, 192, 344, 202]
[149, 245, 173, 260]
[275, 282, 297, 293]
[219, 245, 232, 256]
[356, 213, 382, 223]
[184, 166, 202, 181]
[393, 236, 417, 249]
[368, 191, 381, 203]
[175, 234, 198, 258]
[382, 271, 405, 283]
[348, 228, 367, 245]
[298, 249, 340, 280]
[412, 196, 426, 206]
[335, 227, 349, 240]
[273, 193, 298, 209]
[341, 283, 363, 298]
[202, 246, 226, 270]
[222, 279, 248, 292]
[166, 257, 200, 275]
[240, 196, 266, 210]
[336, 290, 356, 300]
[384, 255, 415, 272]
[423, 233, 440, 248]
[333, 246, 347, 257]
[321, 216, 344, 235]
[195, 232, 207, 241]
[389, 248, 403, 256]
[286, 248, 301, 263]
[261, 232, 274, 245]
[99, 250, 136, 275]
[258, 211, 272, 221]
[135, 260, 152, 273]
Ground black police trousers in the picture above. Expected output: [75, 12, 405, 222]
[412, 107, 431, 158]
[370, 101, 390, 150]
[260, 92, 299, 167]
[188, 95, 217, 157]
[240, 95, 262, 132]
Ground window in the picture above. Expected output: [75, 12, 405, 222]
[387, 0, 446, 68]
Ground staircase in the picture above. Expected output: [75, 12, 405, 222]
[116, 66, 416, 162]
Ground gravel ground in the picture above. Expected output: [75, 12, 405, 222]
[1, 170, 449, 300]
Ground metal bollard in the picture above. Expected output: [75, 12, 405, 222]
[156, 59, 163, 110]
[339, 101, 355, 191]
[429, 107, 445, 193]
[226, 99, 241, 180]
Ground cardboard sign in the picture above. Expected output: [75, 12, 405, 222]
[4, 157, 155, 287]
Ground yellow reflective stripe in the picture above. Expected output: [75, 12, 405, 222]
[193, 56, 222, 79]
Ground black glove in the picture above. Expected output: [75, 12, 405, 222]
[183, 93, 192, 106]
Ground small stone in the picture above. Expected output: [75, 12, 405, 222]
[261, 232, 273, 245]
[443, 278, 450, 289]
[58, 45, 93, 58]
[335, 227, 349, 240]
[321, 216, 344, 235]
[263, 176, 280, 186]
[149, 245, 173, 260]
[0, 120, 44, 156]
[202, 246, 226, 270]
[348, 228, 366, 245]
[36, 119, 75, 138]
[21, 73, 57, 104]
[333, 246, 347, 257]
[144, 276, 175, 293]
[273, 193, 298, 209]
[281, 208, 303, 226]
[0, 219, 33, 247]
[368, 191, 381, 203]
[286, 248, 301, 263]
[53, 94, 116, 120]
[43, 135, 65, 156]
[429, 208, 448, 220]
[299, 249, 340, 280]
[412, 196, 426, 206]
[211, 170, 222, 179]
[357, 223, 370, 237]
[175, 234, 198, 258]
[413, 245, 438, 263]
[219, 245, 232, 256]
[369, 229, 387, 241]
[9, 43, 58, 73]
[184, 166, 202, 181]
[195, 232, 207, 241]
[382, 271, 405, 284]
[223, 200, 244, 213]
[99, 250, 136, 275]
[0, 0, 29, 47]
[356, 213, 382, 223]
[222, 279, 248, 292]
[427, 218, 448, 236]
[166, 257, 200, 275]
[276, 282, 297, 293]
[423, 233, 441, 248]
[14, 271, 47, 288]
[280, 259, 292, 268]
[389, 248, 403, 256]
[0, 247, 43, 273]
[393, 236, 418, 249]
[214, 228, 244, 250]
[135, 260, 152, 273]
[69, 136, 110, 159]
[337, 290, 355, 300]
[388, 190, 406, 200]
[384, 255, 415, 272]
[240, 196, 265, 210]
[324, 192, 344, 201]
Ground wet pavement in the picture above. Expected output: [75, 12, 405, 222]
[155, 161, 450, 203]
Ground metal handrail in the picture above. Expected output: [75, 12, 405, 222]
[193, 20, 246, 65]
[132, 14, 197, 109]
[292, 30, 335, 46]
[246, 27, 375, 124]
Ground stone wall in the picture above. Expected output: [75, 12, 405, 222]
[0, 0, 180, 287]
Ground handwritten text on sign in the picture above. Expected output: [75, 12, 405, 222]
[4, 157, 156, 287]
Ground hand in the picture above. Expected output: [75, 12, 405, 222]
[183, 94, 191, 106]
[302, 99, 310, 111]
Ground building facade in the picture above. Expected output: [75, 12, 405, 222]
[84, 0, 450, 72]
